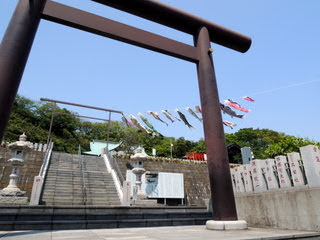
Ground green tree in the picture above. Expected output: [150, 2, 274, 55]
[153, 137, 173, 157]
[191, 139, 206, 153]
[153, 137, 197, 158]
[265, 136, 317, 158]
[173, 137, 196, 158]
[5, 96, 83, 153]
[4, 95, 46, 143]
[225, 128, 284, 159]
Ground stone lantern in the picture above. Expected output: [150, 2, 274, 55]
[132, 161, 147, 200]
[0, 133, 33, 198]
[130, 147, 157, 205]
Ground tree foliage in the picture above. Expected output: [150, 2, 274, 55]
[225, 128, 319, 159]
[264, 136, 316, 158]
[190, 139, 206, 153]
[5, 95, 83, 153]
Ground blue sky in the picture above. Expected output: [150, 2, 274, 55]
[1, 0, 320, 142]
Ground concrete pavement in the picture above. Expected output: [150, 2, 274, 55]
[0, 226, 320, 240]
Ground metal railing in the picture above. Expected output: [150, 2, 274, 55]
[78, 145, 87, 205]
[29, 140, 53, 205]
[39, 140, 54, 178]
[105, 149, 125, 187]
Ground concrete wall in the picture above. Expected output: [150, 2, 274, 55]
[235, 186, 320, 231]
[116, 157, 211, 206]
[0, 147, 45, 199]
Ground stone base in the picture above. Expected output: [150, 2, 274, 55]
[132, 199, 158, 206]
[206, 220, 248, 230]
[0, 188, 26, 197]
[0, 196, 28, 205]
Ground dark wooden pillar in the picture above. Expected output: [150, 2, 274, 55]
[194, 26, 238, 220]
[0, 0, 47, 141]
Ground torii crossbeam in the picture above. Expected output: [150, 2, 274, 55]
[0, 0, 251, 222]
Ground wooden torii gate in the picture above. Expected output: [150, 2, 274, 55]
[0, 0, 251, 222]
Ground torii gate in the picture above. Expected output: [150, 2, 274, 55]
[0, 0, 251, 225]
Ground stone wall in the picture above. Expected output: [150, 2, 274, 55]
[0, 147, 45, 200]
[116, 157, 211, 206]
[235, 186, 320, 231]
[232, 145, 320, 231]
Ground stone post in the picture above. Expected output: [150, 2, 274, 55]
[275, 156, 292, 188]
[233, 167, 245, 193]
[242, 165, 253, 192]
[263, 159, 279, 190]
[250, 160, 267, 192]
[300, 145, 320, 187]
[287, 152, 305, 186]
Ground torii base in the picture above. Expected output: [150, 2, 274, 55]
[206, 220, 248, 230]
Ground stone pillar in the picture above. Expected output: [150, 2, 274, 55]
[250, 160, 267, 192]
[233, 166, 245, 193]
[263, 159, 279, 190]
[242, 165, 253, 192]
[275, 156, 292, 188]
[230, 168, 236, 193]
[241, 147, 253, 165]
[300, 145, 320, 188]
[287, 152, 305, 186]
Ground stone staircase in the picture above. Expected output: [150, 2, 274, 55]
[41, 152, 120, 206]
[84, 155, 120, 205]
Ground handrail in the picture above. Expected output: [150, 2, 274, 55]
[30, 140, 54, 205]
[78, 145, 87, 205]
[39, 140, 54, 178]
[105, 148, 125, 186]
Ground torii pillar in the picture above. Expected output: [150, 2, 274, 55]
[0, 0, 47, 141]
[195, 27, 248, 229]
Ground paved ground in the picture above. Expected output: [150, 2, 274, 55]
[0, 226, 320, 240]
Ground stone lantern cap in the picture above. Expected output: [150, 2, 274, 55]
[131, 146, 148, 159]
[8, 133, 33, 151]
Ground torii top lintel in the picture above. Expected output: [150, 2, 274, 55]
[92, 0, 251, 53]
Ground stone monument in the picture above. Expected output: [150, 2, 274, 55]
[250, 160, 267, 192]
[263, 159, 279, 190]
[0, 133, 33, 204]
[300, 145, 320, 187]
[287, 152, 305, 186]
[274, 156, 292, 188]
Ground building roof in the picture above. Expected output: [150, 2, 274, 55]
[83, 140, 121, 156]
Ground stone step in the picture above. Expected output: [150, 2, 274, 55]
[87, 197, 118, 201]
[87, 196, 119, 200]
[87, 190, 117, 194]
[86, 183, 115, 187]
[0, 216, 210, 230]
